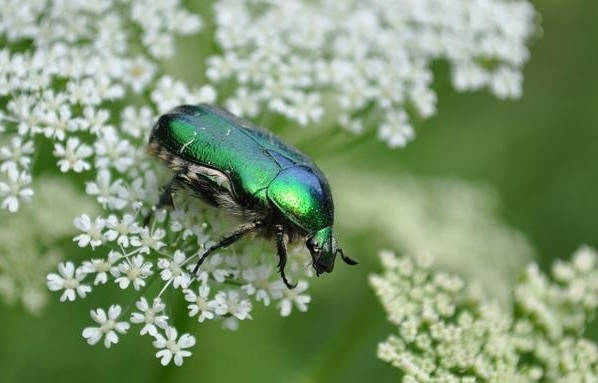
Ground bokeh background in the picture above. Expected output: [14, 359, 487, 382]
[1, 0, 597, 382]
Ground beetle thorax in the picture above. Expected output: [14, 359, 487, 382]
[266, 166, 334, 234]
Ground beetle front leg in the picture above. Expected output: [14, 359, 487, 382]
[156, 175, 180, 210]
[144, 175, 180, 226]
[276, 225, 296, 289]
[191, 220, 263, 276]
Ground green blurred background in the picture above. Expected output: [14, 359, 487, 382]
[2, 0, 598, 382]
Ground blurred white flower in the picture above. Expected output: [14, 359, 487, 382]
[0, 136, 34, 171]
[53, 137, 93, 173]
[335, 172, 535, 304]
[377, 110, 414, 149]
[277, 280, 311, 317]
[213, 290, 253, 321]
[85, 170, 126, 210]
[82, 305, 130, 348]
[43, 105, 79, 141]
[242, 265, 279, 306]
[0, 167, 33, 212]
[94, 131, 134, 172]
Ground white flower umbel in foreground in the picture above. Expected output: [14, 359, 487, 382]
[209, 0, 537, 147]
[0, 0, 318, 367]
[370, 247, 598, 382]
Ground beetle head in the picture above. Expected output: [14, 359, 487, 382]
[306, 227, 358, 275]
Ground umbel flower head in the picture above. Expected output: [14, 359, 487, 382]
[370, 247, 598, 382]
[208, 0, 537, 147]
[0, 0, 536, 367]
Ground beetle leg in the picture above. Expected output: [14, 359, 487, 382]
[191, 220, 263, 276]
[276, 225, 296, 289]
[156, 175, 180, 210]
[337, 248, 359, 266]
[144, 175, 180, 226]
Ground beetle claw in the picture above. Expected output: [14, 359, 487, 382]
[337, 248, 358, 266]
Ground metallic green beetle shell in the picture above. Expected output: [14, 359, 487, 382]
[267, 166, 334, 233]
[149, 104, 334, 235]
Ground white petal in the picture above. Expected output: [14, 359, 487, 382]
[104, 330, 118, 348]
[82, 327, 102, 345]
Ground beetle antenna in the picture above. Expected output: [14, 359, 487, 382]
[337, 248, 358, 265]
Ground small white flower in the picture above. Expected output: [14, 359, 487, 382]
[150, 75, 192, 112]
[104, 214, 140, 248]
[80, 106, 111, 135]
[144, 32, 175, 59]
[0, 167, 33, 212]
[158, 250, 191, 289]
[191, 84, 217, 104]
[152, 326, 196, 366]
[121, 106, 154, 139]
[80, 251, 121, 285]
[286, 92, 323, 126]
[130, 297, 169, 336]
[190, 253, 230, 284]
[491, 66, 523, 99]
[0, 136, 34, 171]
[73, 214, 105, 249]
[82, 305, 130, 348]
[225, 87, 260, 117]
[242, 265, 279, 306]
[94, 131, 134, 172]
[213, 290, 252, 320]
[85, 170, 127, 209]
[42, 105, 79, 140]
[53, 137, 93, 173]
[378, 111, 414, 149]
[66, 78, 101, 105]
[124, 56, 156, 93]
[184, 285, 216, 322]
[116, 176, 151, 209]
[277, 280, 311, 317]
[114, 255, 153, 290]
[131, 227, 166, 254]
[46, 262, 92, 302]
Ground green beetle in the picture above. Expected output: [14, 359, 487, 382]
[148, 104, 357, 288]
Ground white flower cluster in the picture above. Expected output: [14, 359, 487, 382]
[370, 247, 598, 382]
[0, 0, 204, 214]
[47, 204, 313, 364]
[208, 0, 536, 147]
[0, 0, 313, 366]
